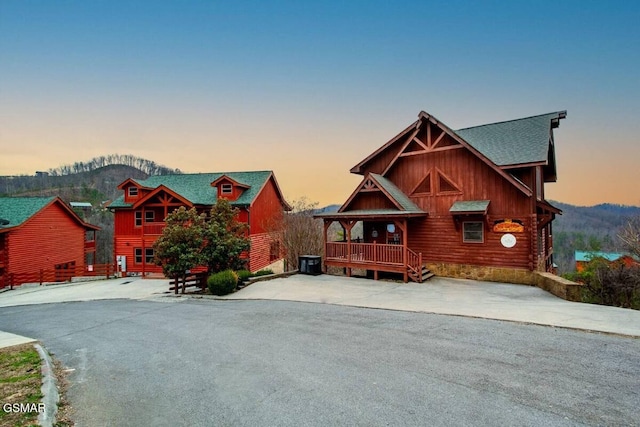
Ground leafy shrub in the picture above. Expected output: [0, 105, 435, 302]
[207, 270, 238, 296]
[573, 259, 640, 310]
[236, 269, 252, 283]
[254, 269, 274, 277]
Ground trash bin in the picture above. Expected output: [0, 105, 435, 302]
[299, 255, 322, 275]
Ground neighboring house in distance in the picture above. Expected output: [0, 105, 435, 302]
[575, 250, 639, 272]
[108, 171, 290, 276]
[316, 110, 566, 284]
[0, 197, 99, 288]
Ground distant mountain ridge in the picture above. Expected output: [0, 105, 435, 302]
[0, 155, 181, 203]
[45, 154, 181, 177]
[552, 201, 640, 232]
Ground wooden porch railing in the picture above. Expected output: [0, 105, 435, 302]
[0, 264, 116, 289]
[326, 242, 425, 282]
[406, 248, 422, 278]
[143, 222, 165, 235]
[84, 240, 96, 252]
[327, 242, 405, 265]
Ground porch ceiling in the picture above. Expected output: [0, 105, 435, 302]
[315, 209, 427, 221]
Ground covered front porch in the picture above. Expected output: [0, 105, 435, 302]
[317, 212, 429, 283]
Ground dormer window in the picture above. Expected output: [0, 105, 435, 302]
[211, 175, 250, 201]
[128, 187, 139, 197]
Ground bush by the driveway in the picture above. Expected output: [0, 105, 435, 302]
[207, 270, 238, 296]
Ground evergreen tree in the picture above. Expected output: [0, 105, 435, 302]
[201, 199, 250, 274]
[153, 207, 206, 280]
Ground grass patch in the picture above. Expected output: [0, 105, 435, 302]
[0, 343, 42, 427]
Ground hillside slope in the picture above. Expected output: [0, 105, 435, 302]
[549, 202, 640, 273]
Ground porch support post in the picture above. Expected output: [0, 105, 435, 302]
[399, 219, 408, 282]
[141, 207, 146, 277]
[322, 220, 331, 273]
[92, 230, 97, 265]
[339, 220, 356, 278]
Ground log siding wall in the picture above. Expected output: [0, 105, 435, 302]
[356, 127, 540, 271]
[6, 202, 87, 276]
[113, 176, 286, 276]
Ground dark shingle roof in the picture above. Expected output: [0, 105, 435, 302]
[0, 197, 55, 229]
[449, 200, 491, 214]
[455, 112, 564, 166]
[109, 171, 273, 208]
[370, 173, 424, 213]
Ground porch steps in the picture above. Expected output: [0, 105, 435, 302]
[409, 265, 435, 283]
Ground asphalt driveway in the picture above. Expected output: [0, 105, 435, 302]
[1, 275, 639, 425]
[2, 274, 640, 338]
[222, 274, 640, 337]
[0, 298, 638, 426]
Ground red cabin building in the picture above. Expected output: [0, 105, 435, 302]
[316, 110, 566, 284]
[0, 197, 99, 288]
[109, 171, 290, 276]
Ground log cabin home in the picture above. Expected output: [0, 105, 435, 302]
[109, 171, 290, 276]
[316, 110, 566, 284]
[0, 197, 99, 288]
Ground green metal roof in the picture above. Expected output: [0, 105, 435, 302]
[0, 197, 55, 229]
[109, 171, 274, 208]
[369, 173, 424, 213]
[449, 200, 491, 214]
[575, 251, 639, 263]
[455, 112, 564, 166]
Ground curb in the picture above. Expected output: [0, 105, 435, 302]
[245, 270, 299, 284]
[34, 343, 59, 427]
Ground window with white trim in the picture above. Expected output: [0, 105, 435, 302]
[135, 211, 142, 227]
[145, 248, 154, 263]
[221, 183, 233, 194]
[463, 222, 484, 243]
[128, 187, 138, 197]
[134, 248, 143, 263]
[145, 211, 155, 222]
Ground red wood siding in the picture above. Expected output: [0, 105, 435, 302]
[216, 179, 242, 201]
[113, 174, 286, 275]
[114, 203, 256, 275]
[115, 211, 137, 235]
[6, 202, 87, 276]
[404, 215, 533, 269]
[249, 232, 279, 272]
[114, 235, 163, 274]
[348, 192, 397, 211]
[357, 131, 538, 270]
[386, 148, 531, 214]
[249, 177, 284, 235]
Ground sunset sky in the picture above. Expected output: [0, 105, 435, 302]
[1, 1, 639, 207]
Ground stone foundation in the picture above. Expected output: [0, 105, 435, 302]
[535, 272, 583, 302]
[425, 262, 583, 301]
[425, 262, 537, 285]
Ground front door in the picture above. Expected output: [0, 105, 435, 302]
[386, 223, 402, 245]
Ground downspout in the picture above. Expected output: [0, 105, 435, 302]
[246, 206, 251, 272]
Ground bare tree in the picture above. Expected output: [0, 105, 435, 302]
[618, 215, 640, 258]
[267, 197, 324, 271]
